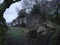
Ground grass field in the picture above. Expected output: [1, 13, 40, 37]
[7, 27, 28, 37]
[5, 27, 29, 45]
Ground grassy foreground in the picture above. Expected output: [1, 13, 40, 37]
[7, 27, 28, 37]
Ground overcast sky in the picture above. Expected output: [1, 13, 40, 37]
[0, 0, 3, 4]
[3, 1, 23, 23]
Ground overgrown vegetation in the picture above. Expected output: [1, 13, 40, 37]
[0, 0, 60, 45]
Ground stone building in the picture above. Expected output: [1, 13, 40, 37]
[12, 14, 45, 27]
[27, 12, 46, 27]
[11, 8, 46, 27]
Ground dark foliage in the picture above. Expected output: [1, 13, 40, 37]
[31, 4, 40, 14]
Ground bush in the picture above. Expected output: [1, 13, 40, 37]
[50, 25, 60, 45]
